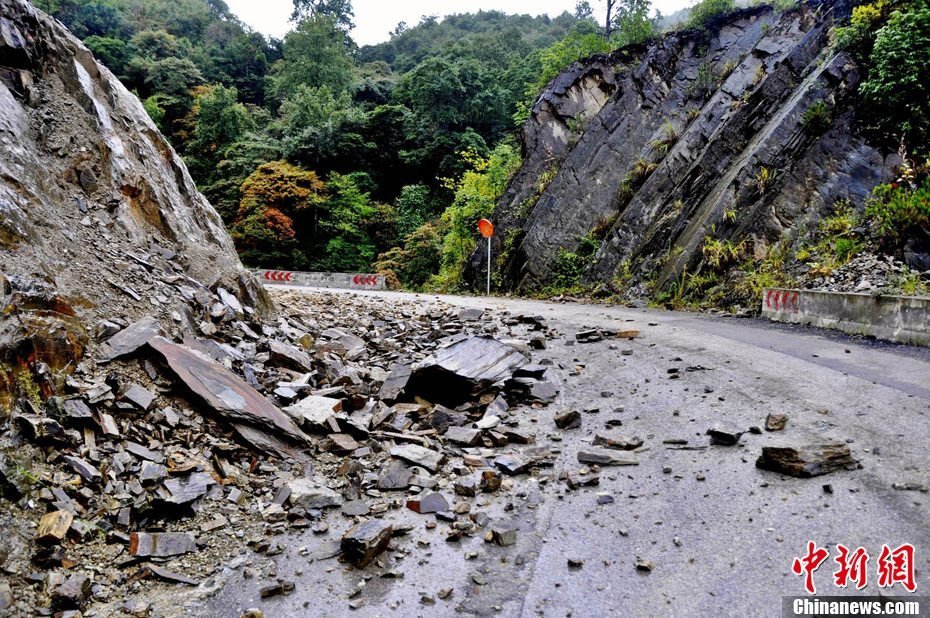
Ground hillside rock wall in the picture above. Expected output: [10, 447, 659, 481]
[470, 0, 897, 296]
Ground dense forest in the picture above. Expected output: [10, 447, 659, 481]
[32, 0, 667, 288]
[35, 0, 930, 293]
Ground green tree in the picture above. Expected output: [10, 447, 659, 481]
[185, 85, 255, 179]
[267, 15, 355, 103]
[575, 1, 594, 21]
[84, 35, 128, 70]
[278, 84, 369, 171]
[318, 173, 379, 271]
[859, 1, 930, 154]
[430, 141, 522, 291]
[613, 0, 655, 46]
[202, 130, 283, 222]
[34, 0, 125, 38]
[291, 0, 354, 31]
[393, 184, 435, 240]
[374, 221, 444, 289]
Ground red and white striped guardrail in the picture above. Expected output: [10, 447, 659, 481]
[263, 270, 293, 282]
[254, 270, 385, 290]
[764, 289, 800, 313]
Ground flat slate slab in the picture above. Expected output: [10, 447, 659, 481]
[97, 317, 163, 362]
[130, 532, 196, 557]
[390, 444, 444, 472]
[147, 337, 310, 459]
[407, 336, 527, 405]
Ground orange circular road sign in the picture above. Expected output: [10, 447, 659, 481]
[478, 218, 494, 238]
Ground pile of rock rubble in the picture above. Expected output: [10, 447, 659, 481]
[0, 285, 583, 616]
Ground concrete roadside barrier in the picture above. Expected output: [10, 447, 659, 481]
[761, 288, 930, 346]
[254, 270, 386, 291]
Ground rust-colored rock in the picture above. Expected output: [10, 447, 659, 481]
[129, 531, 196, 557]
[756, 443, 858, 478]
[36, 510, 73, 544]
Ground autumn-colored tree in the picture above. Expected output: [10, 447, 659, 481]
[231, 161, 326, 267]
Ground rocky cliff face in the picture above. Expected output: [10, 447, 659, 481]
[472, 0, 898, 299]
[0, 0, 268, 399]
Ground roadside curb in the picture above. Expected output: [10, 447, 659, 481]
[761, 288, 930, 346]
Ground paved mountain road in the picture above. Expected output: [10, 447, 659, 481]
[206, 288, 930, 617]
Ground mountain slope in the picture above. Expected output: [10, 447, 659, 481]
[0, 0, 268, 398]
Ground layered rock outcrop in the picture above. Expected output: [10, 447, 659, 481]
[471, 0, 899, 297]
[0, 0, 268, 399]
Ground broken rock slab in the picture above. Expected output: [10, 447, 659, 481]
[15, 415, 69, 446]
[406, 492, 449, 514]
[444, 425, 482, 447]
[706, 424, 743, 446]
[390, 444, 444, 473]
[62, 456, 102, 484]
[283, 396, 343, 432]
[407, 336, 527, 406]
[159, 471, 215, 505]
[756, 443, 858, 478]
[122, 384, 156, 411]
[97, 317, 163, 362]
[379, 363, 411, 403]
[268, 340, 314, 373]
[577, 449, 639, 466]
[147, 337, 310, 459]
[148, 565, 199, 586]
[593, 432, 643, 450]
[765, 413, 788, 432]
[130, 532, 196, 557]
[554, 410, 582, 430]
[287, 478, 344, 509]
[36, 510, 73, 545]
[377, 461, 413, 490]
[50, 574, 91, 610]
[341, 519, 393, 568]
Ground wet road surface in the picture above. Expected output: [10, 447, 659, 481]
[204, 288, 930, 617]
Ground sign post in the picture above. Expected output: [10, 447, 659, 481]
[478, 218, 494, 296]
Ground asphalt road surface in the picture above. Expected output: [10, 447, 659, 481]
[207, 287, 930, 617]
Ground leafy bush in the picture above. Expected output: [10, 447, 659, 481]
[859, 1, 930, 155]
[835, 1, 889, 63]
[687, 0, 736, 30]
[650, 121, 679, 155]
[754, 166, 777, 194]
[735, 242, 795, 305]
[428, 142, 521, 291]
[801, 100, 833, 134]
[866, 177, 930, 242]
[773, 0, 799, 11]
[374, 221, 444, 289]
[701, 237, 745, 269]
[689, 62, 718, 99]
[550, 235, 599, 290]
[612, 0, 656, 47]
[802, 201, 865, 275]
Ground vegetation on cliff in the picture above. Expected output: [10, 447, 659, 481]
[36, 0, 930, 303]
